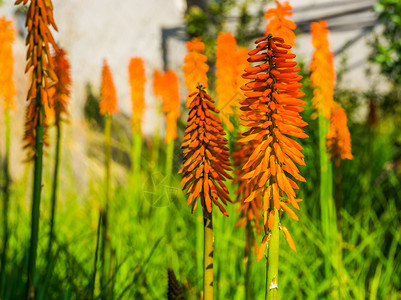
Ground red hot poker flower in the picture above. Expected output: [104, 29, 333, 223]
[240, 34, 308, 257]
[182, 37, 209, 107]
[0, 17, 17, 110]
[19, 0, 59, 160]
[99, 60, 119, 116]
[50, 48, 71, 126]
[326, 103, 353, 167]
[128, 57, 146, 130]
[264, 1, 296, 46]
[179, 84, 232, 215]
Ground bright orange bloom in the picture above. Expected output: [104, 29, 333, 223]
[216, 32, 239, 131]
[128, 57, 146, 130]
[179, 84, 232, 215]
[159, 70, 180, 144]
[47, 48, 71, 126]
[233, 137, 263, 235]
[265, 1, 296, 46]
[153, 69, 163, 99]
[240, 34, 307, 257]
[182, 37, 209, 107]
[310, 20, 335, 119]
[0, 17, 16, 110]
[326, 103, 353, 166]
[18, 0, 59, 160]
[99, 60, 119, 116]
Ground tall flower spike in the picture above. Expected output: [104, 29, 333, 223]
[50, 48, 71, 126]
[128, 57, 146, 131]
[0, 17, 17, 110]
[326, 103, 353, 167]
[240, 34, 307, 258]
[179, 84, 232, 215]
[216, 32, 239, 131]
[265, 1, 296, 46]
[99, 60, 119, 116]
[159, 70, 180, 144]
[19, 0, 59, 160]
[153, 69, 163, 99]
[310, 20, 335, 119]
[233, 137, 263, 234]
[183, 37, 209, 107]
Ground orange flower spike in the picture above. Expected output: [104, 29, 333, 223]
[128, 57, 146, 130]
[264, 1, 296, 46]
[326, 103, 353, 167]
[159, 70, 180, 144]
[99, 60, 119, 116]
[180, 84, 232, 215]
[216, 32, 238, 131]
[0, 17, 17, 110]
[18, 0, 59, 160]
[240, 34, 307, 253]
[310, 20, 335, 119]
[50, 48, 71, 126]
[153, 69, 163, 99]
[182, 37, 209, 107]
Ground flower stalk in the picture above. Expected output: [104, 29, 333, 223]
[240, 33, 307, 298]
[179, 84, 232, 299]
[14, 0, 59, 298]
[98, 60, 119, 299]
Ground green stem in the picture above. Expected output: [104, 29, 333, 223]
[203, 209, 213, 300]
[90, 211, 102, 300]
[0, 108, 11, 297]
[131, 129, 142, 177]
[245, 223, 253, 300]
[266, 207, 279, 300]
[26, 91, 45, 300]
[151, 102, 161, 170]
[47, 120, 61, 260]
[318, 108, 337, 293]
[100, 114, 112, 300]
[165, 140, 174, 177]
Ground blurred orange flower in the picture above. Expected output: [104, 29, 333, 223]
[216, 32, 243, 131]
[326, 104, 353, 166]
[240, 34, 307, 257]
[129, 57, 146, 131]
[182, 37, 209, 107]
[47, 48, 71, 125]
[179, 84, 232, 215]
[265, 1, 296, 46]
[99, 60, 119, 116]
[157, 70, 180, 144]
[153, 69, 163, 99]
[310, 20, 335, 119]
[0, 17, 16, 110]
